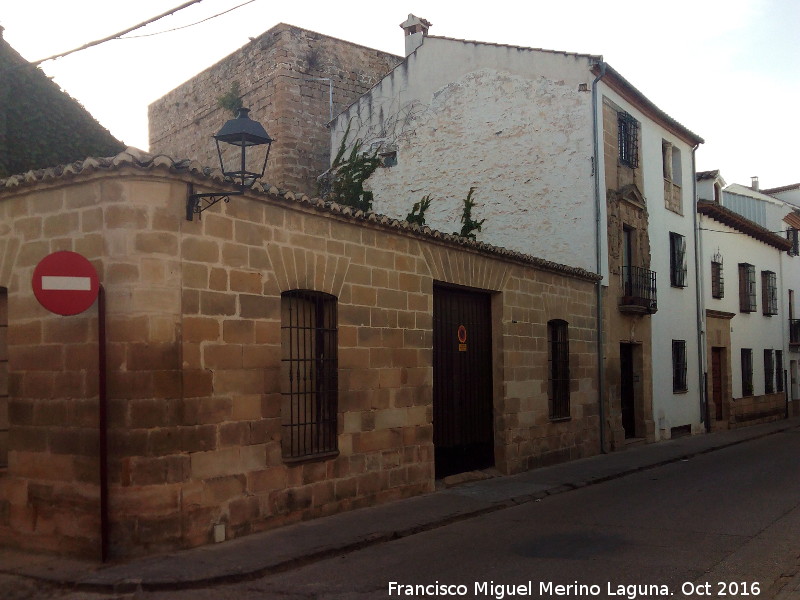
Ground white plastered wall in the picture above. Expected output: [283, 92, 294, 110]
[332, 37, 599, 273]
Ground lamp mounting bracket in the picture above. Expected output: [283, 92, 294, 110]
[186, 184, 245, 221]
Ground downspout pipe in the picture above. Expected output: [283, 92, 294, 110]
[691, 145, 709, 432]
[592, 61, 607, 453]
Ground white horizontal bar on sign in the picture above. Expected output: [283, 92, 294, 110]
[41, 276, 92, 291]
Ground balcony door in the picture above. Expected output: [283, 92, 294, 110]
[622, 226, 633, 295]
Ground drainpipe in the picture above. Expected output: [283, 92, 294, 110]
[691, 145, 709, 432]
[592, 61, 607, 453]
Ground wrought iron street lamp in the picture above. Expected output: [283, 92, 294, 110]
[186, 107, 273, 220]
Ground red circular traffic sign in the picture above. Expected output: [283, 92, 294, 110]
[32, 251, 100, 316]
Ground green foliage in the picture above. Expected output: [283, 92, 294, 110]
[406, 194, 432, 226]
[217, 81, 243, 116]
[456, 187, 486, 239]
[0, 42, 125, 177]
[326, 120, 381, 212]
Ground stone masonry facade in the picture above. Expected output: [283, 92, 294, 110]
[0, 151, 600, 559]
[148, 24, 402, 197]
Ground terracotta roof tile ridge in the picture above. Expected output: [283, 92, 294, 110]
[763, 183, 800, 195]
[425, 34, 602, 60]
[0, 149, 600, 282]
[697, 200, 792, 251]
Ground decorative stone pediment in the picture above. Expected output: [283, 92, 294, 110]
[617, 183, 646, 209]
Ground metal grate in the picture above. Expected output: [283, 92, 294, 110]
[764, 350, 775, 394]
[548, 320, 570, 419]
[741, 348, 753, 396]
[711, 251, 724, 299]
[617, 111, 639, 168]
[621, 266, 658, 311]
[738, 264, 756, 313]
[280, 290, 338, 460]
[762, 271, 778, 316]
[776, 350, 784, 393]
[669, 232, 687, 288]
[672, 340, 687, 393]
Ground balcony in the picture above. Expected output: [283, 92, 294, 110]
[790, 319, 800, 348]
[620, 266, 658, 314]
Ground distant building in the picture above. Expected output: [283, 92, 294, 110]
[0, 27, 124, 178]
[148, 23, 402, 196]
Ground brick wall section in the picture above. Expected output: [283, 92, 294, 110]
[148, 24, 402, 196]
[0, 163, 599, 558]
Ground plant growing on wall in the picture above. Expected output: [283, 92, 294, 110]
[456, 187, 485, 239]
[322, 120, 382, 212]
[217, 81, 243, 116]
[406, 194, 432, 226]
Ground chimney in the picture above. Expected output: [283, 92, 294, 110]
[751, 176, 759, 191]
[400, 14, 431, 57]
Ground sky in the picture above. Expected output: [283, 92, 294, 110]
[1, 0, 798, 189]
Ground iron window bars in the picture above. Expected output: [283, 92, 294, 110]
[787, 228, 799, 256]
[711, 251, 724, 299]
[764, 350, 775, 394]
[672, 340, 688, 393]
[762, 271, 778, 316]
[741, 348, 753, 397]
[739, 264, 757, 313]
[280, 290, 338, 460]
[548, 320, 570, 420]
[776, 350, 784, 393]
[618, 111, 639, 169]
[669, 232, 687, 288]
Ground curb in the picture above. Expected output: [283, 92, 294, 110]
[5, 419, 799, 593]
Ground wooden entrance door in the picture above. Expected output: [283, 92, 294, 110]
[711, 347, 724, 421]
[432, 284, 494, 478]
[620, 343, 636, 438]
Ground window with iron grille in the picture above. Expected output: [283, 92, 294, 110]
[711, 260, 724, 299]
[762, 271, 778, 316]
[669, 232, 687, 288]
[776, 350, 784, 392]
[672, 340, 687, 393]
[738, 263, 756, 313]
[787, 228, 799, 256]
[617, 111, 639, 169]
[764, 350, 775, 394]
[548, 320, 570, 420]
[741, 348, 753, 396]
[280, 290, 338, 460]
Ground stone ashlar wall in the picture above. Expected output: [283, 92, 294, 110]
[0, 158, 599, 558]
[148, 23, 402, 197]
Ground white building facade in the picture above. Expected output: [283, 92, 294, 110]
[331, 16, 706, 450]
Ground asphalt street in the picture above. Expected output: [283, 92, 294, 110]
[5, 425, 799, 599]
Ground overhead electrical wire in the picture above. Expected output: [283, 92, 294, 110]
[122, 0, 256, 38]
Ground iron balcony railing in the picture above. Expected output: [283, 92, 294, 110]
[790, 319, 800, 346]
[621, 266, 658, 313]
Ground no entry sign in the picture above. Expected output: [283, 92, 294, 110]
[32, 251, 100, 315]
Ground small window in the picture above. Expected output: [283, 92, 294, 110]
[764, 350, 774, 394]
[711, 259, 724, 299]
[672, 340, 687, 393]
[776, 350, 784, 392]
[787, 228, 799, 256]
[548, 320, 570, 420]
[741, 349, 753, 396]
[761, 271, 777, 316]
[738, 264, 756, 313]
[669, 232, 687, 288]
[281, 290, 338, 460]
[617, 112, 639, 169]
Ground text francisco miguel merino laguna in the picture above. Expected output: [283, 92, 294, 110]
[389, 581, 674, 599]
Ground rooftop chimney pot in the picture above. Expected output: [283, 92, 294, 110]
[751, 176, 760, 191]
[400, 14, 431, 57]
